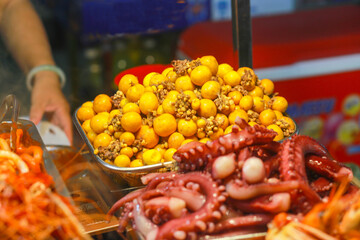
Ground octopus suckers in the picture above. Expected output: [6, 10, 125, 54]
[206, 141, 214, 148]
[219, 204, 227, 214]
[233, 141, 240, 149]
[232, 126, 239, 133]
[198, 158, 204, 166]
[246, 139, 254, 145]
[195, 220, 207, 231]
[173, 230, 187, 240]
[196, 145, 204, 152]
[207, 222, 215, 233]
[188, 232, 196, 240]
[219, 146, 226, 155]
[217, 195, 226, 202]
[178, 180, 185, 186]
[212, 210, 222, 219]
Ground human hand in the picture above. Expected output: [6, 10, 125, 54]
[29, 71, 73, 144]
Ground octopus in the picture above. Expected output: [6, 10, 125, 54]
[108, 118, 358, 240]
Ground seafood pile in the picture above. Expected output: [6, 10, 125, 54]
[107, 118, 358, 240]
[0, 128, 90, 239]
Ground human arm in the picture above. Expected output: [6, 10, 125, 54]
[0, 0, 72, 143]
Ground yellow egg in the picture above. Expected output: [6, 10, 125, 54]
[143, 149, 162, 165]
[114, 155, 131, 167]
[272, 96, 288, 113]
[267, 124, 284, 141]
[228, 109, 248, 125]
[130, 159, 144, 168]
[164, 148, 177, 162]
[143, 72, 158, 87]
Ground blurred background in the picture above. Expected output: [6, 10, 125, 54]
[1, 0, 360, 163]
[22, 0, 360, 106]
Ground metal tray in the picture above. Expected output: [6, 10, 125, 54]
[73, 107, 176, 187]
[200, 233, 266, 240]
[73, 107, 298, 183]
[132, 229, 266, 240]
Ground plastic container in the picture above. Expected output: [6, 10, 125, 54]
[0, 119, 71, 198]
[46, 145, 123, 235]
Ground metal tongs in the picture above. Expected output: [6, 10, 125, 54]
[0, 94, 20, 151]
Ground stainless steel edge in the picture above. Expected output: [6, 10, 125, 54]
[201, 232, 267, 240]
[73, 108, 176, 174]
[73, 108, 298, 173]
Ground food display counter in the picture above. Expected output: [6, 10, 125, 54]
[68, 49, 360, 239]
[3, 59, 360, 239]
[2, 2, 360, 240]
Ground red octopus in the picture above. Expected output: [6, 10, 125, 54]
[108, 172, 227, 239]
[108, 118, 357, 240]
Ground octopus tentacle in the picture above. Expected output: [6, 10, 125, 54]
[225, 180, 320, 202]
[279, 135, 330, 211]
[205, 120, 277, 161]
[310, 177, 333, 196]
[132, 199, 159, 239]
[263, 155, 280, 178]
[143, 172, 179, 191]
[145, 196, 186, 222]
[117, 205, 133, 232]
[107, 188, 144, 218]
[227, 193, 291, 214]
[153, 173, 224, 239]
[111, 115, 359, 239]
[279, 135, 331, 183]
[254, 142, 281, 156]
[166, 186, 206, 211]
[174, 118, 277, 172]
[306, 155, 353, 182]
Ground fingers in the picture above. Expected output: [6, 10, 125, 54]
[30, 73, 73, 144]
[30, 93, 73, 144]
[29, 101, 46, 125]
[60, 113, 73, 144]
[29, 84, 50, 125]
[49, 103, 73, 144]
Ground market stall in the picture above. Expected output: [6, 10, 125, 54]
[2, 1, 360, 240]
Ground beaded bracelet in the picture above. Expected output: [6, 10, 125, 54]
[26, 64, 66, 91]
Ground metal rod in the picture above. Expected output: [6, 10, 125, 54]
[231, 0, 253, 68]
[0, 94, 19, 151]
